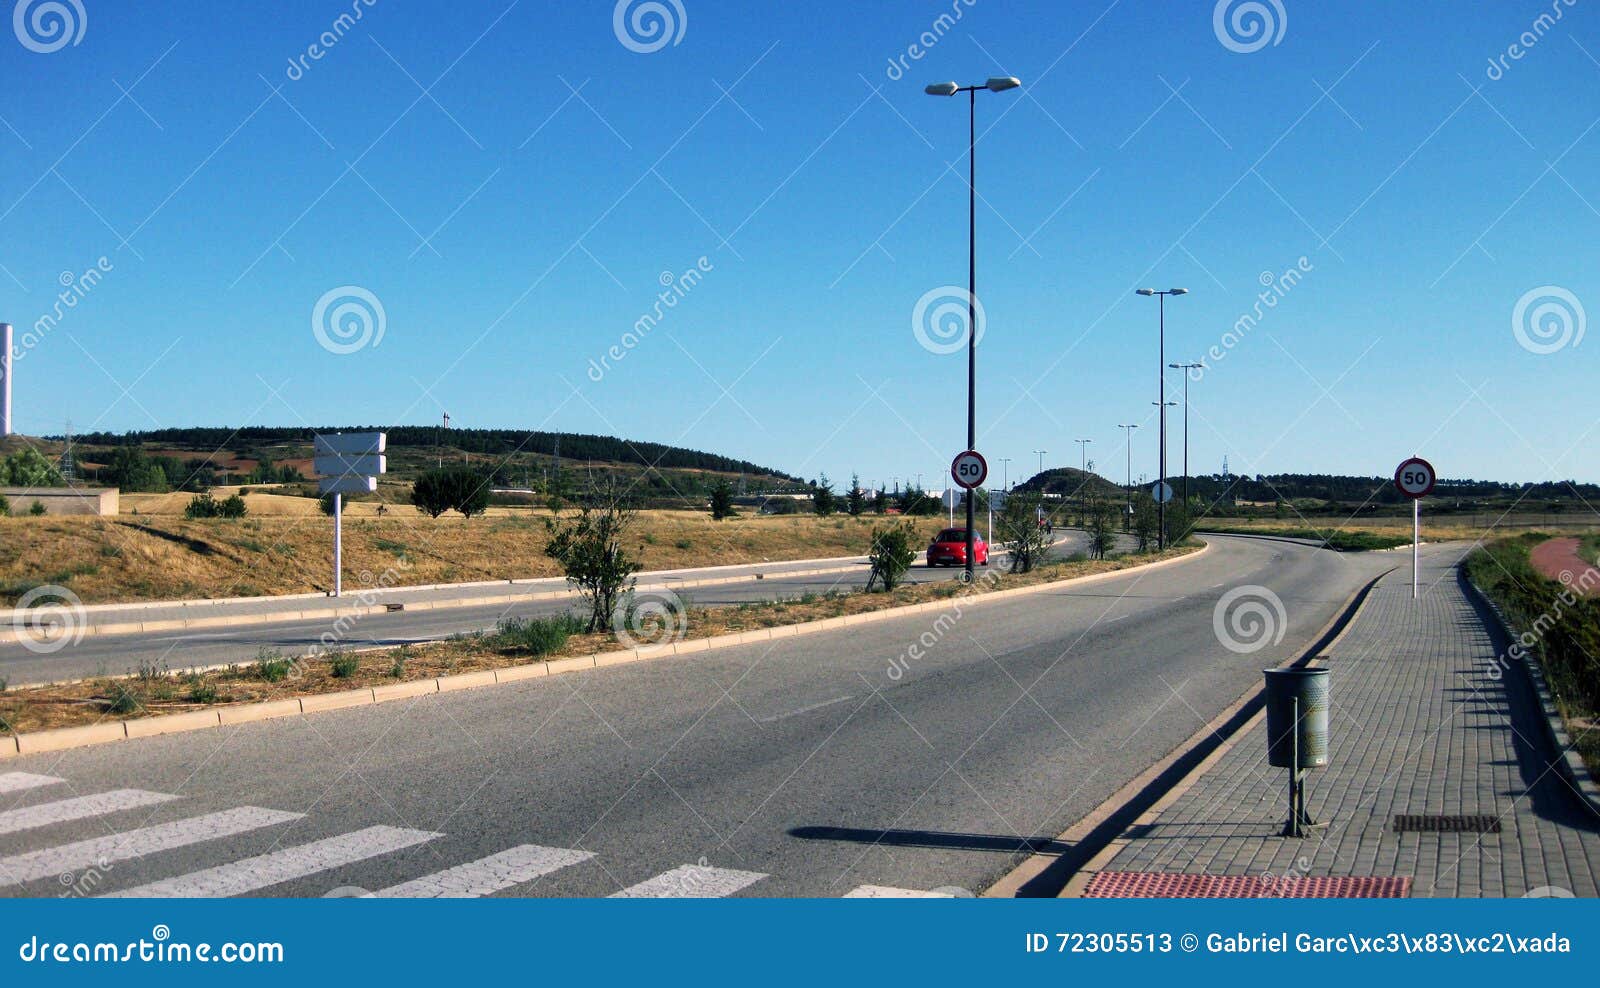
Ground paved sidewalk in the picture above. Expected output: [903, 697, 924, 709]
[1080, 544, 1600, 897]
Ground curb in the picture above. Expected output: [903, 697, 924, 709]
[0, 543, 1212, 759]
[983, 564, 1392, 899]
[1462, 574, 1600, 820]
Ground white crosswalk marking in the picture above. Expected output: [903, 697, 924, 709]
[0, 773, 64, 795]
[0, 807, 303, 884]
[844, 885, 956, 898]
[374, 844, 594, 898]
[609, 863, 767, 898]
[0, 790, 178, 836]
[105, 825, 440, 898]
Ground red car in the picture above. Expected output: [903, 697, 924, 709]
[927, 528, 989, 567]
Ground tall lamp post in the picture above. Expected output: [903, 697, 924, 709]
[1118, 423, 1138, 489]
[1168, 362, 1203, 506]
[1033, 449, 1047, 476]
[1135, 288, 1188, 549]
[1074, 438, 1092, 475]
[1000, 457, 1012, 491]
[927, 75, 1021, 583]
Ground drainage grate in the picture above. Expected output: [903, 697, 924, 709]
[1083, 872, 1411, 899]
[1392, 814, 1501, 834]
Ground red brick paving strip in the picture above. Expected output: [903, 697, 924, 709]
[1530, 537, 1599, 595]
[1084, 872, 1411, 898]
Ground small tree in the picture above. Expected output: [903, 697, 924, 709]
[28, 500, 46, 516]
[544, 502, 642, 632]
[411, 469, 454, 518]
[0, 447, 65, 487]
[709, 479, 736, 520]
[865, 520, 918, 591]
[813, 474, 837, 516]
[0, 493, 9, 516]
[846, 473, 866, 517]
[1086, 497, 1116, 559]
[318, 493, 343, 516]
[998, 492, 1051, 573]
[184, 493, 220, 519]
[1131, 493, 1158, 552]
[1164, 501, 1193, 547]
[451, 470, 491, 518]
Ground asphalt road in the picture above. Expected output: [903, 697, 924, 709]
[0, 531, 1112, 686]
[0, 535, 1396, 898]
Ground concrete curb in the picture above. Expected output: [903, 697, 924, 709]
[984, 564, 1392, 899]
[0, 544, 1211, 759]
[1463, 576, 1600, 821]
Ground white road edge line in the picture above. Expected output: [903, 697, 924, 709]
[374, 844, 594, 898]
[104, 825, 440, 898]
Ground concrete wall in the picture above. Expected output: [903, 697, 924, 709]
[0, 487, 118, 516]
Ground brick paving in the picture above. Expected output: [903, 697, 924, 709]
[1093, 544, 1600, 897]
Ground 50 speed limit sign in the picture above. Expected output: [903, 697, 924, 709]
[1394, 457, 1436, 499]
[950, 450, 988, 490]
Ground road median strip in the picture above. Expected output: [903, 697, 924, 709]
[0, 544, 1209, 757]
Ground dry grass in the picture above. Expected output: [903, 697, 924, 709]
[0, 546, 1199, 736]
[0, 508, 952, 605]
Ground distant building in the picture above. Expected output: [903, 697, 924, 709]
[1, 486, 119, 516]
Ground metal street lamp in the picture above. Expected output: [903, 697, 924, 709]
[1118, 423, 1138, 489]
[1033, 449, 1047, 476]
[1169, 362, 1203, 506]
[1135, 288, 1188, 549]
[999, 457, 1012, 491]
[1074, 438, 1092, 475]
[927, 75, 1021, 584]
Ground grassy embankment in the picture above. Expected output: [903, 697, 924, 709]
[1192, 522, 1412, 551]
[0, 545, 1201, 736]
[0, 497, 951, 606]
[1465, 534, 1599, 775]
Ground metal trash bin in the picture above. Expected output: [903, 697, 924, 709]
[1264, 668, 1329, 769]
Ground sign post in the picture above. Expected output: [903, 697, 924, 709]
[950, 450, 988, 582]
[1393, 456, 1436, 600]
[316, 432, 387, 598]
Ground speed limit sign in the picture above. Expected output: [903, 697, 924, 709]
[1394, 457, 1436, 499]
[950, 450, 988, 490]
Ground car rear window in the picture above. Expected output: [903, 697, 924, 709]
[934, 530, 968, 542]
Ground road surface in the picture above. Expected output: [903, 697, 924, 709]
[0, 534, 1391, 898]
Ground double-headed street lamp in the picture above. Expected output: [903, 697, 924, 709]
[1118, 423, 1138, 489]
[1135, 288, 1188, 549]
[1169, 362, 1203, 506]
[1033, 449, 1047, 476]
[927, 75, 1021, 584]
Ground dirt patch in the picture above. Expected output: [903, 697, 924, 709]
[1529, 537, 1600, 594]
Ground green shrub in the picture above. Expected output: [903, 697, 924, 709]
[28, 501, 45, 516]
[328, 649, 360, 678]
[865, 521, 917, 592]
[185, 493, 244, 519]
[254, 649, 293, 682]
[491, 613, 585, 656]
[0, 494, 8, 516]
[106, 684, 140, 714]
[188, 680, 220, 704]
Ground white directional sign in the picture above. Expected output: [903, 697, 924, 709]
[950, 450, 988, 490]
[315, 431, 387, 598]
[1151, 480, 1173, 504]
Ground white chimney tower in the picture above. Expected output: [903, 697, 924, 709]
[0, 323, 12, 436]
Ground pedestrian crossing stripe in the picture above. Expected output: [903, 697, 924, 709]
[0, 789, 178, 836]
[0, 773, 64, 795]
[844, 885, 956, 898]
[609, 864, 767, 898]
[0, 807, 303, 884]
[105, 825, 440, 898]
[374, 844, 594, 898]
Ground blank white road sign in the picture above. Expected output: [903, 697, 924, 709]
[315, 432, 386, 457]
[318, 475, 378, 495]
[314, 454, 387, 477]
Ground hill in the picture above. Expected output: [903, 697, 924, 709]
[1014, 467, 1127, 499]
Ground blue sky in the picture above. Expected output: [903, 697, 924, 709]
[1, 0, 1596, 490]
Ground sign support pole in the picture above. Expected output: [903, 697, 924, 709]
[333, 493, 343, 599]
[1412, 498, 1419, 601]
